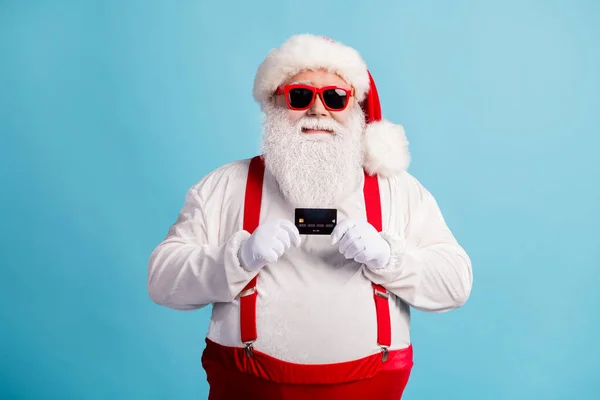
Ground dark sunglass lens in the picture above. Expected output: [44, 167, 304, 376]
[288, 88, 314, 108]
[323, 88, 348, 109]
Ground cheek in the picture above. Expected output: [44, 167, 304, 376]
[286, 110, 306, 124]
[332, 108, 352, 125]
[274, 96, 305, 123]
[332, 98, 356, 125]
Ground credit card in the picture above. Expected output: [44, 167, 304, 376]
[294, 208, 337, 235]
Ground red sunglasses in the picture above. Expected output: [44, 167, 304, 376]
[274, 84, 353, 111]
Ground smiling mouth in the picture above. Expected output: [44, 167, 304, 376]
[302, 128, 333, 134]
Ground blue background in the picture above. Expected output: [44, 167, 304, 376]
[1, 0, 599, 398]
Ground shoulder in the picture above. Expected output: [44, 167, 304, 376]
[181, 158, 254, 208]
[379, 170, 432, 203]
[189, 158, 252, 195]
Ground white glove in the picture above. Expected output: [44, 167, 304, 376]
[239, 219, 302, 272]
[331, 219, 391, 270]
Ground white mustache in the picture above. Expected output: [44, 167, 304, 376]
[297, 117, 343, 133]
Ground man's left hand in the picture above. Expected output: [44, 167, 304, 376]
[331, 219, 391, 270]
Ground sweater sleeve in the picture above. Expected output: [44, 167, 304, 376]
[362, 173, 473, 312]
[147, 164, 257, 310]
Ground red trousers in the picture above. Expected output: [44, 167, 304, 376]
[201, 338, 413, 400]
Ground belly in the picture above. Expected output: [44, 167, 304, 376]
[207, 242, 411, 364]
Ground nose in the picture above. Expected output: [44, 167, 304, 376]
[307, 94, 328, 118]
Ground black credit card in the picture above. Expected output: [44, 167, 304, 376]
[294, 208, 337, 235]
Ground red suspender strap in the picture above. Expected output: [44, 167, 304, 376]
[239, 156, 264, 355]
[240, 157, 391, 360]
[363, 170, 392, 358]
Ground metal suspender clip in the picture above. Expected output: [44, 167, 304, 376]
[240, 287, 256, 297]
[374, 287, 389, 299]
[381, 346, 389, 362]
[244, 341, 255, 358]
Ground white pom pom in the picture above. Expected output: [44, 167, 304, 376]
[363, 120, 411, 177]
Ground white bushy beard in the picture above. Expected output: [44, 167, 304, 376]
[260, 102, 366, 208]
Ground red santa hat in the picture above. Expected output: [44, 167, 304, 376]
[253, 34, 410, 177]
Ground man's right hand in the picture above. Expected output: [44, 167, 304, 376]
[239, 219, 302, 272]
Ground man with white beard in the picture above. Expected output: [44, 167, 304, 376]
[261, 82, 366, 208]
[148, 34, 473, 399]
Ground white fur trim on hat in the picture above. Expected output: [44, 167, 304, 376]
[253, 34, 370, 104]
[363, 120, 411, 177]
